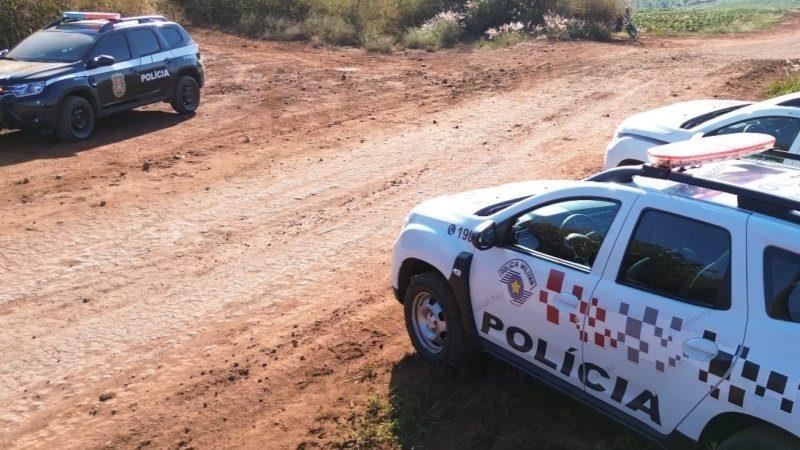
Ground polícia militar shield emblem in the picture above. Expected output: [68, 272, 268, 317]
[499, 259, 536, 306]
[111, 73, 126, 98]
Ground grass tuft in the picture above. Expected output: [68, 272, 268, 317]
[767, 76, 800, 98]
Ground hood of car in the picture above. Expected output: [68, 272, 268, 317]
[0, 59, 77, 83]
[618, 99, 751, 142]
[412, 180, 572, 223]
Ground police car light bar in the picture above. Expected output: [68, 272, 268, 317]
[647, 133, 776, 169]
[62, 12, 122, 21]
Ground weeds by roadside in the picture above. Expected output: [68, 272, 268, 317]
[767, 76, 800, 98]
[328, 353, 653, 449]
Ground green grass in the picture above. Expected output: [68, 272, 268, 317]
[476, 30, 532, 49]
[634, 0, 800, 9]
[333, 354, 654, 449]
[767, 76, 800, 98]
[635, 7, 794, 35]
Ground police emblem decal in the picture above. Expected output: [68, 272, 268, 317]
[111, 73, 126, 98]
[498, 259, 536, 306]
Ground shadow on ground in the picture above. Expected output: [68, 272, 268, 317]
[386, 353, 656, 450]
[0, 109, 190, 168]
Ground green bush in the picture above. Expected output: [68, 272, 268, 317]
[0, 0, 159, 49]
[403, 13, 462, 51]
[767, 76, 800, 98]
[362, 29, 395, 52]
[304, 12, 358, 45]
[477, 30, 531, 48]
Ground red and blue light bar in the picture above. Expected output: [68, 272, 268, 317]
[62, 12, 121, 21]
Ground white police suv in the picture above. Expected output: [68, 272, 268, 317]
[0, 12, 204, 141]
[604, 93, 800, 169]
[392, 133, 800, 449]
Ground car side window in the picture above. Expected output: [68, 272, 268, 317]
[92, 33, 131, 62]
[708, 116, 800, 152]
[127, 29, 162, 57]
[510, 199, 621, 269]
[764, 246, 800, 323]
[618, 210, 731, 308]
[161, 27, 184, 49]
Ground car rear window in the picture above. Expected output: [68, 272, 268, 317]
[127, 29, 161, 56]
[161, 27, 184, 49]
[618, 210, 732, 308]
[764, 246, 800, 323]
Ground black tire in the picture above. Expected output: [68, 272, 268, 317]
[717, 424, 799, 450]
[171, 75, 201, 114]
[56, 96, 95, 141]
[404, 273, 471, 365]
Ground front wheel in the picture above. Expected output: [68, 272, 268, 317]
[717, 424, 798, 450]
[404, 273, 471, 365]
[171, 75, 201, 114]
[56, 96, 95, 141]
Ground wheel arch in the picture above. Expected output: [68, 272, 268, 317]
[60, 87, 99, 115]
[698, 412, 781, 447]
[176, 66, 203, 87]
[396, 257, 448, 304]
[618, 158, 644, 167]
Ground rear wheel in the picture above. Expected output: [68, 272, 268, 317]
[404, 273, 471, 365]
[171, 75, 201, 114]
[717, 424, 798, 450]
[56, 96, 95, 141]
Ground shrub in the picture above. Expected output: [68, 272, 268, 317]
[362, 29, 395, 52]
[403, 10, 463, 50]
[766, 76, 800, 98]
[479, 21, 533, 48]
[303, 13, 359, 45]
[0, 0, 159, 49]
[558, 0, 621, 40]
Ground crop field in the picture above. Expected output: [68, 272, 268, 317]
[635, 6, 794, 35]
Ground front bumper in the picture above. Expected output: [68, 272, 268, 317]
[0, 93, 58, 131]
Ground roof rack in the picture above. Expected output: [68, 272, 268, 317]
[99, 15, 168, 32]
[588, 164, 800, 224]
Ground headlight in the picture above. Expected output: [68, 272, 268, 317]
[9, 81, 45, 98]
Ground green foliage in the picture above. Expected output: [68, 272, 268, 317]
[476, 30, 531, 48]
[362, 28, 395, 52]
[0, 0, 160, 49]
[767, 76, 800, 98]
[403, 14, 462, 51]
[635, 7, 791, 35]
[633, 0, 800, 10]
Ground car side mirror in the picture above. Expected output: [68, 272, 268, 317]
[0, 49, 8, 58]
[471, 220, 497, 251]
[89, 55, 116, 68]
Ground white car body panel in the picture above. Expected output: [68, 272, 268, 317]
[605, 94, 800, 168]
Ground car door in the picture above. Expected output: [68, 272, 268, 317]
[470, 185, 637, 390]
[126, 28, 170, 100]
[583, 192, 749, 435]
[89, 32, 137, 108]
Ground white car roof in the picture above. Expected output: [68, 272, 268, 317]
[630, 158, 800, 213]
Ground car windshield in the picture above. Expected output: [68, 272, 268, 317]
[7, 30, 96, 63]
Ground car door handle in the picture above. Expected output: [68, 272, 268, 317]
[682, 337, 719, 362]
[554, 292, 580, 311]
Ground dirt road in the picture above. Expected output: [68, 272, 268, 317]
[2, 18, 800, 449]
